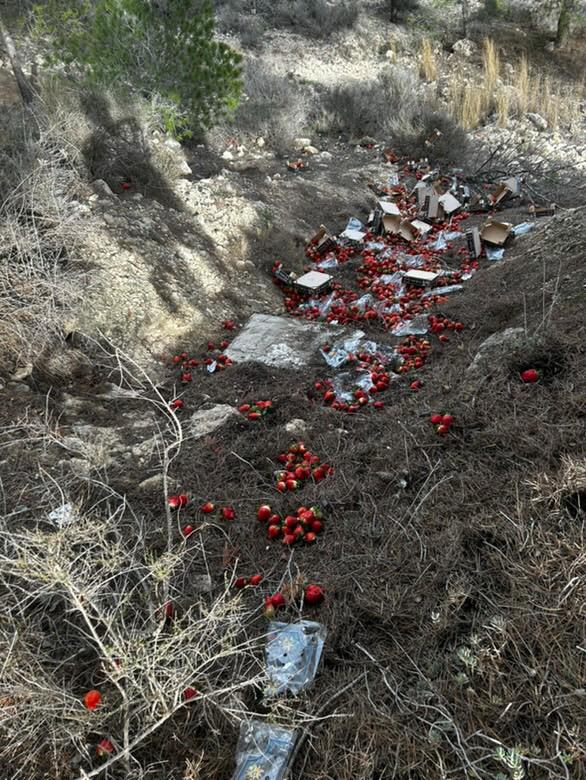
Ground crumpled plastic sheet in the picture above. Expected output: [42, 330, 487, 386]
[344, 216, 365, 232]
[422, 284, 463, 298]
[402, 254, 426, 269]
[366, 241, 386, 251]
[332, 370, 374, 401]
[231, 720, 296, 780]
[358, 340, 402, 368]
[316, 255, 338, 270]
[461, 269, 476, 280]
[428, 230, 463, 250]
[317, 291, 336, 318]
[207, 360, 217, 373]
[391, 313, 429, 337]
[485, 246, 505, 262]
[265, 620, 327, 696]
[321, 334, 363, 368]
[379, 271, 403, 287]
[48, 503, 77, 528]
[353, 293, 374, 312]
[512, 221, 535, 236]
[388, 172, 400, 186]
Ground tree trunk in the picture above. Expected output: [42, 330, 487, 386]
[461, 0, 470, 37]
[0, 15, 35, 105]
[555, 0, 574, 47]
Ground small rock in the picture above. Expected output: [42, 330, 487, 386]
[293, 137, 312, 150]
[164, 138, 182, 150]
[189, 403, 239, 439]
[221, 150, 234, 160]
[7, 381, 31, 393]
[468, 327, 525, 374]
[285, 418, 308, 435]
[317, 151, 333, 161]
[130, 192, 143, 201]
[527, 112, 548, 131]
[256, 136, 265, 148]
[138, 473, 178, 492]
[92, 179, 114, 198]
[178, 160, 192, 175]
[303, 145, 319, 155]
[452, 38, 476, 57]
[10, 364, 33, 381]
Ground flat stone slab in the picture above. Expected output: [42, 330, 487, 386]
[225, 314, 363, 369]
[189, 403, 239, 439]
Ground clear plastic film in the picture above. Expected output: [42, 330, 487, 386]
[265, 620, 327, 696]
[231, 720, 297, 780]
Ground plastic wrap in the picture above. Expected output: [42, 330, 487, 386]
[391, 314, 429, 337]
[512, 222, 535, 236]
[231, 720, 296, 780]
[485, 246, 505, 262]
[265, 620, 327, 696]
[422, 284, 463, 298]
[320, 334, 363, 368]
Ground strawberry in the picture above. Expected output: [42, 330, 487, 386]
[222, 506, 235, 521]
[248, 412, 261, 421]
[183, 686, 198, 701]
[436, 424, 449, 435]
[270, 593, 286, 608]
[282, 533, 296, 545]
[267, 525, 281, 539]
[83, 689, 102, 710]
[257, 505, 271, 522]
[311, 520, 323, 534]
[276, 480, 287, 493]
[304, 531, 317, 543]
[249, 574, 263, 586]
[234, 577, 248, 589]
[373, 401, 385, 410]
[201, 502, 215, 514]
[520, 368, 539, 383]
[164, 601, 174, 619]
[304, 584, 325, 605]
[430, 414, 443, 425]
[285, 515, 298, 529]
[180, 371, 192, 383]
[313, 467, 325, 482]
[286, 479, 298, 491]
[96, 738, 114, 757]
[168, 494, 188, 509]
[182, 524, 194, 537]
[441, 414, 454, 427]
[238, 404, 250, 413]
[170, 398, 184, 410]
[269, 513, 281, 525]
[220, 340, 229, 349]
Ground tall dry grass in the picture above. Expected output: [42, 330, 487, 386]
[419, 38, 437, 82]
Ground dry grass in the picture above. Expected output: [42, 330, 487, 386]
[514, 55, 531, 114]
[481, 37, 500, 109]
[419, 37, 437, 82]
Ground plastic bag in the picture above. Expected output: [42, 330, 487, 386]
[331, 372, 357, 401]
[366, 241, 386, 251]
[485, 246, 505, 262]
[317, 291, 336, 318]
[391, 314, 429, 337]
[231, 720, 296, 780]
[512, 222, 535, 236]
[353, 293, 374, 313]
[321, 334, 363, 368]
[422, 284, 463, 298]
[379, 272, 403, 287]
[316, 256, 338, 270]
[207, 360, 217, 373]
[48, 503, 77, 528]
[265, 620, 327, 696]
[344, 216, 365, 232]
[402, 254, 425, 269]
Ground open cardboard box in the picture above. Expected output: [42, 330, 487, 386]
[411, 219, 433, 237]
[383, 215, 418, 242]
[310, 225, 337, 254]
[294, 271, 332, 294]
[480, 220, 513, 246]
[378, 199, 401, 216]
[491, 176, 521, 206]
[438, 192, 461, 215]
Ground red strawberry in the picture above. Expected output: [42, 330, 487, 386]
[168, 494, 188, 509]
[182, 524, 194, 537]
[83, 689, 102, 710]
[373, 401, 385, 410]
[220, 340, 229, 349]
[304, 584, 325, 605]
[96, 738, 114, 757]
[248, 412, 261, 420]
[170, 398, 184, 410]
[285, 515, 298, 529]
[249, 574, 263, 586]
[282, 534, 296, 545]
[201, 502, 215, 514]
[257, 505, 271, 522]
[286, 479, 298, 491]
[183, 686, 198, 701]
[441, 414, 454, 427]
[313, 467, 325, 482]
[270, 592, 286, 608]
[430, 414, 443, 425]
[267, 525, 281, 539]
[276, 480, 287, 493]
[180, 371, 192, 383]
[311, 520, 323, 534]
[436, 424, 449, 435]
[238, 404, 250, 413]
[304, 531, 317, 543]
[222, 506, 235, 521]
[520, 368, 539, 383]
[234, 577, 248, 589]
[164, 601, 174, 619]
[269, 513, 280, 525]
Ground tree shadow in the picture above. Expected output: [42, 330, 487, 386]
[78, 91, 185, 211]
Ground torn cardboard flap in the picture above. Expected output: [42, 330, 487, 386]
[480, 220, 513, 246]
[378, 200, 401, 216]
[529, 203, 556, 217]
[411, 219, 433, 237]
[310, 225, 337, 253]
[382, 214, 401, 235]
[294, 271, 332, 293]
[438, 192, 461, 214]
[491, 176, 521, 206]
[383, 215, 417, 242]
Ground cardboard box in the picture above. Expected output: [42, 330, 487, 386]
[310, 225, 337, 254]
[378, 199, 401, 216]
[404, 269, 439, 288]
[382, 215, 418, 242]
[294, 271, 332, 294]
[466, 227, 482, 258]
[382, 214, 402, 235]
[411, 219, 433, 237]
[438, 192, 461, 214]
[423, 191, 440, 219]
[491, 176, 521, 206]
[480, 220, 513, 246]
[424, 128, 442, 147]
[529, 203, 556, 217]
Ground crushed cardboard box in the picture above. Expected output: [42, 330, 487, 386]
[529, 203, 556, 217]
[310, 225, 337, 254]
[411, 219, 433, 237]
[480, 220, 513, 246]
[438, 192, 461, 215]
[491, 176, 521, 206]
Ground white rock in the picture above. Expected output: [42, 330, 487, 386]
[527, 113, 548, 131]
[452, 38, 476, 57]
[285, 419, 308, 435]
[303, 145, 319, 155]
[293, 137, 312, 150]
[221, 150, 234, 160]
[256, 137, 266, 148]
[189, 404, 239, 439]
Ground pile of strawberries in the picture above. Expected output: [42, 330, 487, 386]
[430, 412, 455, 436]
[274, 441, 333, 491]
[238, 400, 273, 420]
[257, 503, 325, 545]
[428, 314, 465, 344]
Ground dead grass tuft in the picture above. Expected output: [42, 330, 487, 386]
[419, 37, 437, 82]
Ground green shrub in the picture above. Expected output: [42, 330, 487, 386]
[33, 0, 242, 136]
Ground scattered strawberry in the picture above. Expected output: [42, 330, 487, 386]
[234, 577, 248, 589]
[222, 506, 235, 521]
[249, 574, 263, 586]
[96, 738, 114, 758]
[182, 524, 194, 538]
[183, 687, 198, 701]
[304, 584, 325, 605]
[520, 368, 539, 383]
[269, 592, 286, 608]
[83, 689, 102, 711]
[170, 398, 184, 411]
[168, 494, 188, 509]
[257, 505, 272, 522]
[430, 414, 443, 425]
[201, 502, 215, 514]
